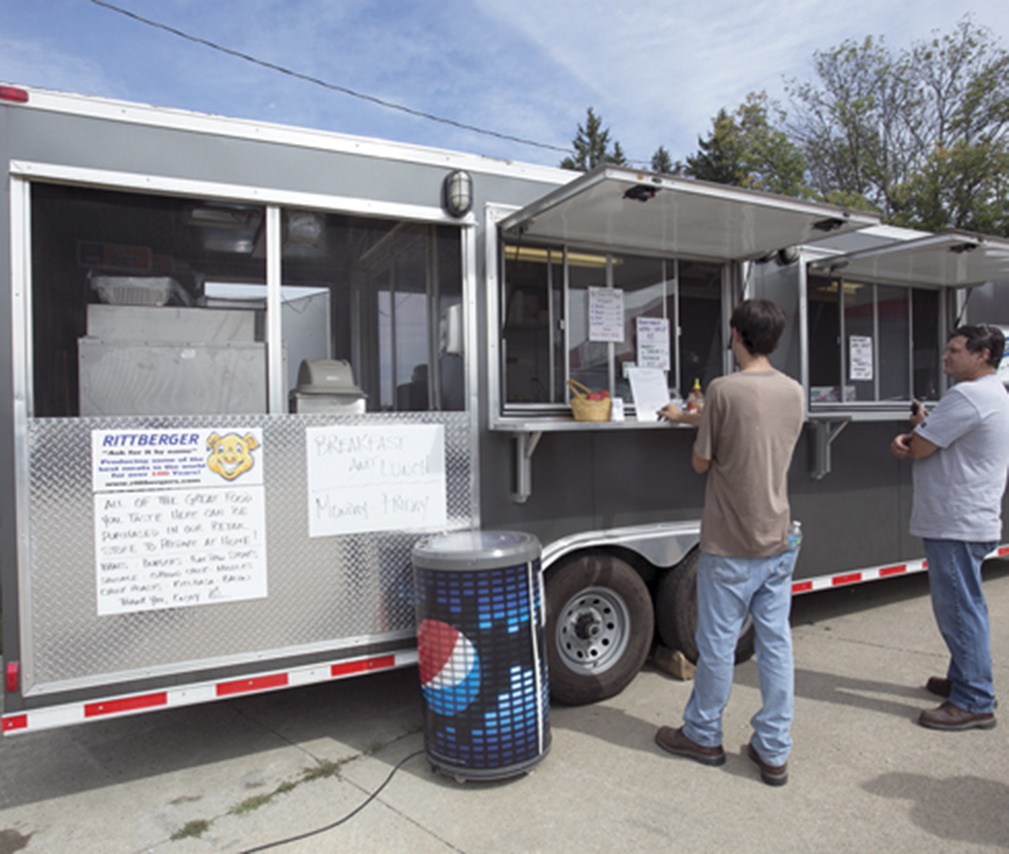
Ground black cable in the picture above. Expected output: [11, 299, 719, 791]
[239, 749, 426, 853]
[89, 0, 573, 156]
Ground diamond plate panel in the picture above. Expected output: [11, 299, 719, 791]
[24, 412, 475, 693]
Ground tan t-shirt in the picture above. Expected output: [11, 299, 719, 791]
[693, 369, 804, 557]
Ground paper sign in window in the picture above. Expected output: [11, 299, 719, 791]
[849, 335, 874, 381]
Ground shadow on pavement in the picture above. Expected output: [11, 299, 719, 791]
[863, 772, 1009, 849]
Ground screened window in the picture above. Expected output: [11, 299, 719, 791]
[502, 241, 725, 413]
[29, 183, 463, 417]
[806, 273, 940, 405]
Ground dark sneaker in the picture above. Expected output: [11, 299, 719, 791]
[655, 726, 725, 766]
[918, 701, 996, 731]
[747, 742, 788, 787]
[926, 676, 952, 698]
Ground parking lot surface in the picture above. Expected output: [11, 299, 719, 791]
[3, 563, 1009, 853]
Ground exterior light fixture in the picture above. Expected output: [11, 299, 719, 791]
[443, 170, 473, 217]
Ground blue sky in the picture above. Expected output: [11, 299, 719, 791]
[2, 0, 1007, 168]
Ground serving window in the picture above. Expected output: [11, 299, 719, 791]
[28, 182, 464, 417]
[501, 240, 726, 415]
[807, 273, 941, 406]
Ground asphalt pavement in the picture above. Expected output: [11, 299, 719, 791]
[3, 561, 1009, 853]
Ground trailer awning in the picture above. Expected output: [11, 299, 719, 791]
[498, 166, 879, 261]
[808, 231, 1009, 288]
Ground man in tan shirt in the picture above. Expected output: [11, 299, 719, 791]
[655, 298, 804, 786]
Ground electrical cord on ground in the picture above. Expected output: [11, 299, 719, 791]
[90, 0, 574, 157]
[239, 749, 426, 853]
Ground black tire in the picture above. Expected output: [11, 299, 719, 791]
[546, 551, 654, 705]
[655, 549, 755, 665]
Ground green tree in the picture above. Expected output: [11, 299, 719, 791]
[788, 17, 1009, 233]
[650, 145, 680, 175]
[685, 93, 806, 196]
[560, 108, 628, 170]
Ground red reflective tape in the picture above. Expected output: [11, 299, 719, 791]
[2, 715, 28, 732]
[331, 655, 396, 678]
[792, 581, 813, 594]
[85, 692, 167, 718]
[879, 565, 906, 578]
[216, 673, 288, 697]
[5, 662, 18, 693]
[832, 573, 863, 586]
[999, 547, 1009, 556]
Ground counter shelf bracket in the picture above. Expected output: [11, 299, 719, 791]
[809, 418, 850, 481]
[512, 430, 543, 504]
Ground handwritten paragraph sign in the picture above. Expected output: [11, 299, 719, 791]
[92, 429, 267, 616]
[636, 316, 671, 370]
[306, 424, 447, 537]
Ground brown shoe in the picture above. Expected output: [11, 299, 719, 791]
[655, 726, 725, 766]
[747, 742, 788, 786]
[918, 701, 996, 731]
[926, 676, 952, 698]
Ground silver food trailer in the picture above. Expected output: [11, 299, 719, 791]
[2, 83, 1008, 733]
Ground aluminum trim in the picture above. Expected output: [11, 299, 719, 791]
[20, 629, 417, 698]
[9, 174, 35, 690]
[541, 521, 702, 570]
[12, 86, 573, 186]
[9, 160, 466, 227]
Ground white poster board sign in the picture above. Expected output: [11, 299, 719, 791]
[92, 428, 267, 616]
[306, 424, 447, 537]
[589, 287, 625, 342]
[849, 335, 874, 381]
[636, 316, 671, 370]
[626, 366, 671, 422]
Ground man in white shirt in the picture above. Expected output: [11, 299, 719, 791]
[891, 324, 1009, 731]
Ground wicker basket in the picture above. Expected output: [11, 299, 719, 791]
[567, 379, 612, 422]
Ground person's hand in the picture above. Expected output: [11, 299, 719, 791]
[658, 402, 686, 422]
[658, 402, 701, 426]
[890, 432, 912, 459]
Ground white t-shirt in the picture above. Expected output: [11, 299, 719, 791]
[911, 373, 1009, 542]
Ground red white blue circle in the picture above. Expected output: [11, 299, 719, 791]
[418, 619, 481, 717]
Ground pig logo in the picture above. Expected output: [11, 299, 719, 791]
[206, 432, 260, 481]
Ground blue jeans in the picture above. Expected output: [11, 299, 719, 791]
[923, 538, 996, 714]
[683, 549, 798, 766]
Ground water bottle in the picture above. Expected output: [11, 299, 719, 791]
[788, 520, 802, 551]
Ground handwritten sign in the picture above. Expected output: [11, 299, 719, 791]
[94, 486, 267, 615]
[589, 287, 625, 342]
[849, 335, 874, 381]
[636, 317, 671, 369]
[306, 424, 447, 537]
[92, 428, 267, 615]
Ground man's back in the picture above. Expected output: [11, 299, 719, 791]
[695, 369, 804, 558]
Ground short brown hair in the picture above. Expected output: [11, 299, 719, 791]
[731, 298, 787, 356]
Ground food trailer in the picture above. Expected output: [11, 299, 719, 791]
[2, 83, 1008, 733]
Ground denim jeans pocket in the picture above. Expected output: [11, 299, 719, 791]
[709, 556, 750, 586]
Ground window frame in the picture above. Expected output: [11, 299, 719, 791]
[805, 270, 948, 413]
[493, 225, 731, 421]
[11, 160, 470, 420]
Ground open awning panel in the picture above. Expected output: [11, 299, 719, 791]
[499, 166, 879, 261]
[808, 232, 1009, 288]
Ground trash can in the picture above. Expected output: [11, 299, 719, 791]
[411, 530, 550, 781]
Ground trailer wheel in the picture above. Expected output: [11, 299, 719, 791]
[655, 549, 755, 665]
[546, 552, 653, 705]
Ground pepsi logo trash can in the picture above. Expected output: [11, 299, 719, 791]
[411, 530, 550, 781]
